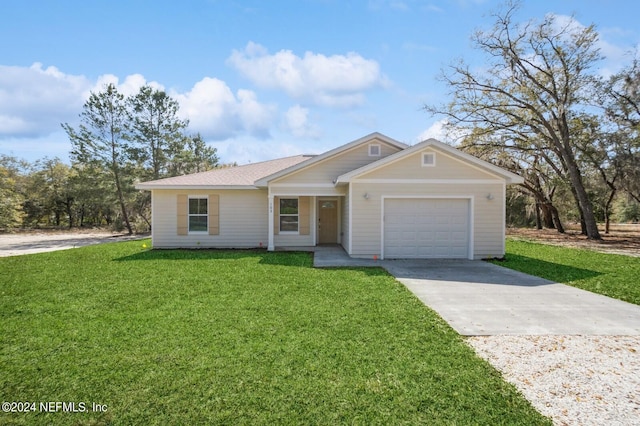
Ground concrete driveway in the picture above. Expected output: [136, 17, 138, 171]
[314, 246, 640, 336]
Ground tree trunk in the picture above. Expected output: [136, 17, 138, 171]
[604, 189, 616, 234]
[550, 205, 565, 233]
[142, 214, 151, 231]
[561, 145, 602, 239]
[79, 204, 85, 227]
[539, 203, 556, 229]
[535, 203, 542, 230]
[137, 192, 152, 232]
[565, 168, 588, 235]
[112, 165, 133, 235]
[66, 196, 74, 229]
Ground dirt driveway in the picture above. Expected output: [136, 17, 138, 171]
[0, 231, 146, 257]
[507, 224, 640, 257]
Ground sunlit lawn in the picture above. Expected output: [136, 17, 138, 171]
[1, 240, 549, 425]
[497, 239, 640, 305]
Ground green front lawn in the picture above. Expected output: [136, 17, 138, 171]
[0, 241, 549, 425]
[498, 239, 640, 305]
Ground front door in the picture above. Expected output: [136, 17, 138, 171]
[318, 200, 338, 244]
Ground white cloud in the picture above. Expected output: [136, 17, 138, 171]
[548, 14, 632, 76]
[236, 89, 275, 139]
[0, 63, 90, 138]
[214, 139, 313, 166]
[173, 77, 276, 140]
[0, 64, 167, 140]
[92, 73, 164, 97]
[0, 63, 277, 144]
[418, 119, 446, 142]
[417, 119, 468, 143]
[227, 42, 388, 107]
[281, 105, 321, 139]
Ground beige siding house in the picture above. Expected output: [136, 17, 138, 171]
[136, 132, 523, 259]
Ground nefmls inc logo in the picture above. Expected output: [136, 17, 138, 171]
[40, 402, 87, 413]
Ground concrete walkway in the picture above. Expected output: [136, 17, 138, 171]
[313, 246, 640, 336]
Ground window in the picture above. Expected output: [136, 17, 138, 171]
[422, 152, 436, 167]
[279, 198, 299, 232]
[320, 201, 335, 209]
[369, 144, 381, 156]
[188, 197, 208, 232]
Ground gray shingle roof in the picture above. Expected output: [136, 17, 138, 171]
[136, 155, 314, 189]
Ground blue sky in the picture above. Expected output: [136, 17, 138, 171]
[1, 0, 639, 165]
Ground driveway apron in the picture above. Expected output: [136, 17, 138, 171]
[313, 247, 640, 336]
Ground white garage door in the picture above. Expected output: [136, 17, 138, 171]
[384, 198, 470, 259]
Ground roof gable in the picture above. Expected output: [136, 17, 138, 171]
[254, 132, 407, 186]
[135, 135, 519, 191]
[336, 138, 524, 184]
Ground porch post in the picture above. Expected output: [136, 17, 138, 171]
[268, 194, 275, 251]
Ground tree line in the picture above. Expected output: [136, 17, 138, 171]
[426, 2, 640, 239]
[1, 84, 220, 233]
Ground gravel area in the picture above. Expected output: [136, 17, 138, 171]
[467, 335, 640, 426]
[0, 232, 145, 257]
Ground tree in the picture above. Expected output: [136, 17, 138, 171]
[24, 158, 75, 228]
[0, 155, 27, 230]
[458, 133, 565, 231]
[605, 59, 640, 128]
[129, 85, 189, 180]
[63, 83, 134, 234]
[69, 161, 118, 227]
[571, 115, 624, 233]
[426, 2, 603, 239]
[167, 133, 219, 176]
[602, 59, 640, 204]
[60, 84, 220, 233]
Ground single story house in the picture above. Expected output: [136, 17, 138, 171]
[136, 132, 523, 259]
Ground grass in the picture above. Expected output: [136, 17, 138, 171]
[0, 240, 549, 425]
[497, 239, 640, 305]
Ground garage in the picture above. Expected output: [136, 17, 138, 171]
[383, 198, 470, 259]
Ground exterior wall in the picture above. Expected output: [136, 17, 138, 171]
[273, 139, 402, 185]
[342, 188, 350, 252]
[274, 233, 314, 247]
[358, 147, 500, 180]
[349, 182, 505, 259]
[148, 142, 510, 256]
[151, 189, 268, 248]
[152, 189, 330, 249]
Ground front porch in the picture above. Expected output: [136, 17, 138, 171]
[312, 245, 381, 267]
[267, 194, 346, 251]
[274, 245, 382, 267]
